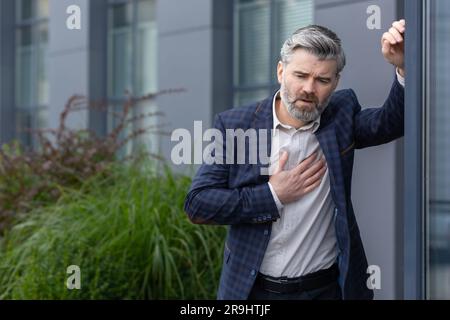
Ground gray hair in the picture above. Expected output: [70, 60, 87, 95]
[280, 25, 346, 75]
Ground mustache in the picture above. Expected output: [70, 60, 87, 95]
[293, 95, 318, 103]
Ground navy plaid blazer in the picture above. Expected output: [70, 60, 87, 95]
[184, 78, 404, 300]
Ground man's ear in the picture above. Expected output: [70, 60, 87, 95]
[277, 61, 284, 84]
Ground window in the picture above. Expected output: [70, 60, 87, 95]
[426, 0, 450, 299]
[233, 0, 313, 106]
[15, 0, 49, 147]
[108, 0, 158, 156]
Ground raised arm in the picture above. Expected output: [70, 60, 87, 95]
[355, 19, 406, 148]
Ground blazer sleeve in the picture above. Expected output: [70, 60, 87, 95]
[183, 113, 280, 225]
[354, 77, 405, 149]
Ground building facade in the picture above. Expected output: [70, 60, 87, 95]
[0, 0, 449, 299]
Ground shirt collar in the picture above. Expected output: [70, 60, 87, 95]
[272, 90, 321, 135]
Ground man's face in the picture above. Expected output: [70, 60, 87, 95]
[277, 49, 340, 123]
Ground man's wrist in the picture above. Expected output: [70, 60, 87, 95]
[268, 182, 284, 212]
[396, 67, 405, 87]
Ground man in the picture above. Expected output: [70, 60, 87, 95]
[184, 20, 405, 300]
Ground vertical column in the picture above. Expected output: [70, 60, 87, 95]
[0, 0, 16, 144]
[212, 0, 233, 116]
[404, 0, 425, 300]
[88, 0, 108, 137]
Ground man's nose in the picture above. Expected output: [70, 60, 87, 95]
[302, 78, 316, 95]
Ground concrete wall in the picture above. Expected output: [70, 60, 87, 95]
[156, 0, 233, 174]
[315, 0, 403, 299]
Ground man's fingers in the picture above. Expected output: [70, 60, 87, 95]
[300, 157, 326, 181]
[382, 32, 397, 45]
[389, 27, 404, 42]
[382, 40, 390, 55]
[293, 152, 318, 175]
[302, 179, 322, 195]
[274, 151, 288, 174]
[303, 165, 327, 189]
[393, 19, 406, 32]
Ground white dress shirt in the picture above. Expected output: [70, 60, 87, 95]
[260, 92, 338, 278]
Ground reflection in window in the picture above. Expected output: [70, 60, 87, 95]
[427, 0, 450, 299]
[108, 0, 158, 156]
[233, 0, 313, 106]
[15, 0, 49, 148]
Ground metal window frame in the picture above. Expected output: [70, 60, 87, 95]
[107, 0, 156, 100]
[232, 0, 284, 100]
[232, 0, 273, 97]
[15, 0, 49, 111]
[105, 0, 159, 156]
[88, 0, 108, 137]
[108, 0, 136, 100]
[232, 0, 314, 104]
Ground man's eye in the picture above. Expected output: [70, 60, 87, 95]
[296, 74, 305, 78]
[319, 79, 330, 84]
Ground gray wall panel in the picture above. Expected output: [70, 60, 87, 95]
[158, 0, 212, 35]
[157, 27, 213, 174]
[157, 0, 232, 174]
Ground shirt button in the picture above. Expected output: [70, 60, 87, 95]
[264, 229, 269, 236]
[250, 269, 256, 276]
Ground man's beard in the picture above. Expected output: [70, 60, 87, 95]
[280, 85, 331, 123]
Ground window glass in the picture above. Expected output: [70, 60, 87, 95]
[233, 0, 313, 106]
[108, 0, 158, 156]
[427, 0, 450, 300]
[15, 0, 49, 147]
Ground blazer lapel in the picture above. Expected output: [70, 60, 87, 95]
[316, 121, 348, 215]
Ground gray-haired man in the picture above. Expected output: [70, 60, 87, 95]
[184, 20, 405, 300]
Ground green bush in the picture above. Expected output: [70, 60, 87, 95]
[0, 92, 170, 233]
[0, 164, 227, 299]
